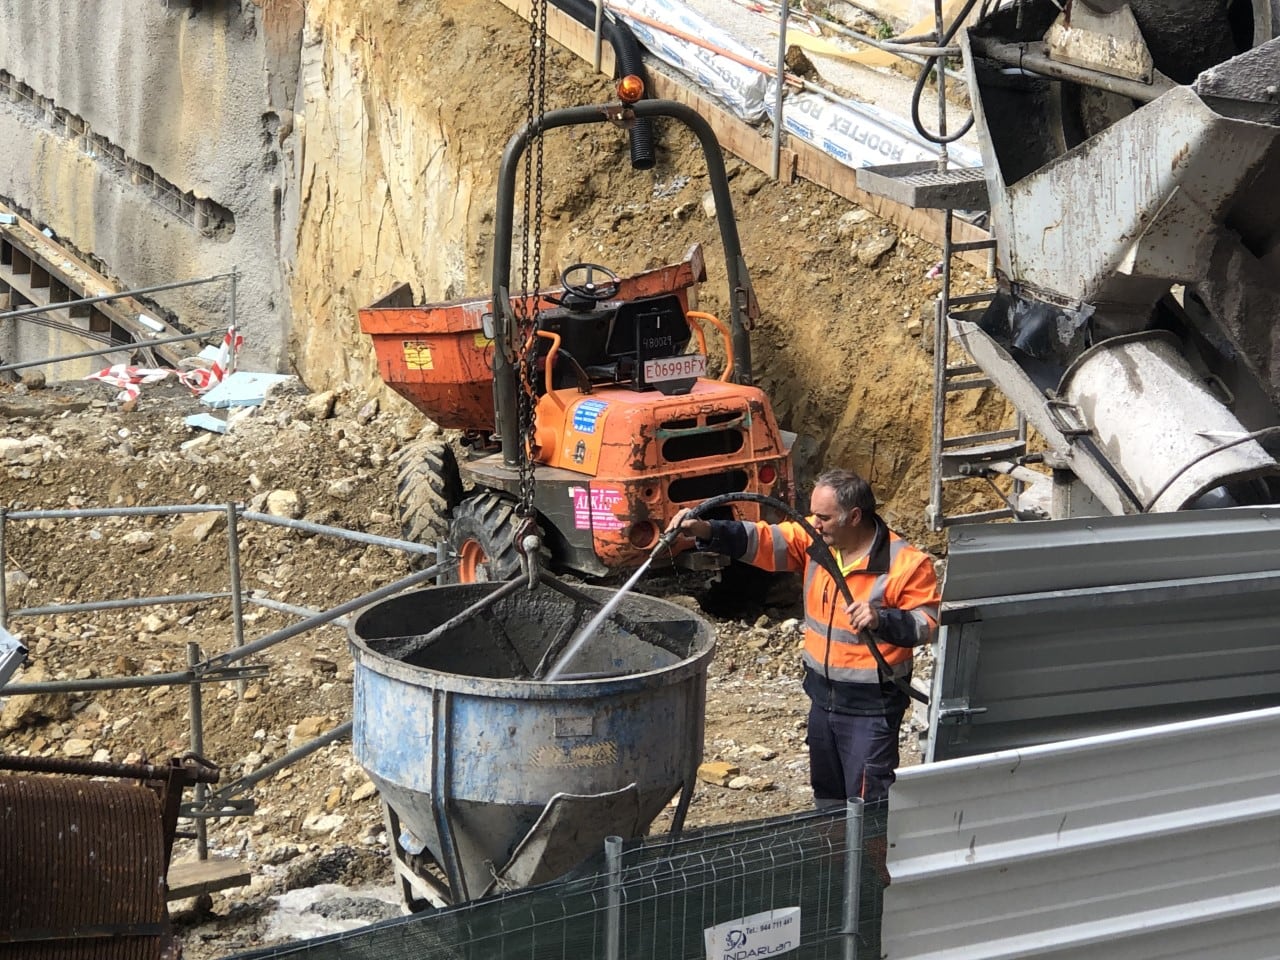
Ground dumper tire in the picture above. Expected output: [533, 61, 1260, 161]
[442, 492, 525, 584]
[396, 437, 463, 570]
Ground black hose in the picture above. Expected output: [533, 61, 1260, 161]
[548, 0, 656, 169]
[671, 492, 929, 705]
[909, 0, 980, 145]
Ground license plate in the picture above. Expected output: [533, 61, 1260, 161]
[644, 354, 707, 383]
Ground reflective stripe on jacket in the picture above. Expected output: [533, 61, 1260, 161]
[736, 517, 940, 686]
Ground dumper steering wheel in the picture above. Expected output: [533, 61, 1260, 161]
[560, 262, 621, 302]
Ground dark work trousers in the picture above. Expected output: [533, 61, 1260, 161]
[806, 702, 904, 806]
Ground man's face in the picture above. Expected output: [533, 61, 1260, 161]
[809, 485, 860, 551]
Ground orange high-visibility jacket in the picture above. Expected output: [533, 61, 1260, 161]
[701, 515, 940, 712]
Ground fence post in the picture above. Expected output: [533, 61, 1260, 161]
[842, 797, 865, 960]
[771, 0, 790, 180]
[0, 506, 8, 630]
[225, 503, 246, 697]
[606, 834, 623, 960]
[188, 642, 209, 860]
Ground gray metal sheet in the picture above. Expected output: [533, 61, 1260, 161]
[885, 706, 1280, 960]
[944, 506, 1280, 601]
[932, 508, 1280, 760]
[855, 161, 989, 210]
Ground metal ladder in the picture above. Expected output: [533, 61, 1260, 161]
[854, 162, 1026, 530]
[929, 216, 1025, 531]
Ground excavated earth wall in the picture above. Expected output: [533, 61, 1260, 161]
[0, 0, 1003, 539]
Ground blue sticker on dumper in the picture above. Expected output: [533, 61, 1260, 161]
[572, 399, 609, 434]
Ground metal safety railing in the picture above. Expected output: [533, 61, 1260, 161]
[0, 270, 241, 373]
[227, 800, 885, 960]
[0, 501, 445, 859]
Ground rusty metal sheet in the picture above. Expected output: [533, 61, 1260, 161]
[0, 774, 177, 959]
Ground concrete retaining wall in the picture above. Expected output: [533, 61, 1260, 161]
[0, 0, 301, 371]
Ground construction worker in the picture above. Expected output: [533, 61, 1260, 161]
[666, 469, 939, 807]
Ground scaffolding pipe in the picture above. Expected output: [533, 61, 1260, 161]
[202, 720, 354, 810]
[203, 565, 442, 671]
[7, 503, 227, 521]
[247, 594, 352, 629]
[188, 642, 209, 858]
[606, 835, 623, 960]
[0, 327, 224, 373]
[968, 37, 1168, 102]
[240, 510, 440, 557]
[842, 798, 866, 960]
[771, 0, 790, 180]
[0, 663, 262, 696]
[226, 503, 247, 697]
[594, 0, 605, 71]
[14, 592, 229, 619]
[7, 504, 438, 559]
[936, 0, 949, 167]
[5, 312, 114, 344]
[0, 272, 236, 323]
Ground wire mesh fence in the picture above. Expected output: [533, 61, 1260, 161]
[226, 803, 888, 960]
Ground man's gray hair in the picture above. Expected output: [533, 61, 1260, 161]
[815, 469, 876, 527]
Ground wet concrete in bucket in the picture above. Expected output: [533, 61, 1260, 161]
[353, 579, 711, 681]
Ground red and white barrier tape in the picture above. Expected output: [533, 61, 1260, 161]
[86, 327, 243, 403]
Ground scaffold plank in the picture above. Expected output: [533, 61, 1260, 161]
[166, 856, 252, 900]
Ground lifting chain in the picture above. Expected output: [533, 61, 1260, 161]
[513, 0, 550, 527]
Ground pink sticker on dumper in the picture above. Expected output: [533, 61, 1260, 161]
[570, 486, 626, 531]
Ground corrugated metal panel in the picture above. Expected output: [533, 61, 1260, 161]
[943, 507, 1280, 601]
[885, 705, 1280, 959]
[930, 508, 1280, 761]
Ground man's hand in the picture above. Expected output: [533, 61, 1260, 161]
[664, 508, 712, 543]
[845, 598, 880, 634]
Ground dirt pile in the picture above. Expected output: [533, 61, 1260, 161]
[0, 376, 932, 956]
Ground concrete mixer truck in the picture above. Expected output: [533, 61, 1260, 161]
[862, 0, 1280, 526]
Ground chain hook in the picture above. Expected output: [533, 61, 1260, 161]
[515, 518, 542, 590]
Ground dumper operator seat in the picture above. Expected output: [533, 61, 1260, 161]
[537, 262, 693, 394]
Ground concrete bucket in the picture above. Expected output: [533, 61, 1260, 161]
[348, 579, 715, 909]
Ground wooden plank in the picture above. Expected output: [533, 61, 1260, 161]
[491, 0, 990, 266]
[166, 856, 251, 900]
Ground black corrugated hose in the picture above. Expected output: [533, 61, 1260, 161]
[548, 0, 656, 169]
